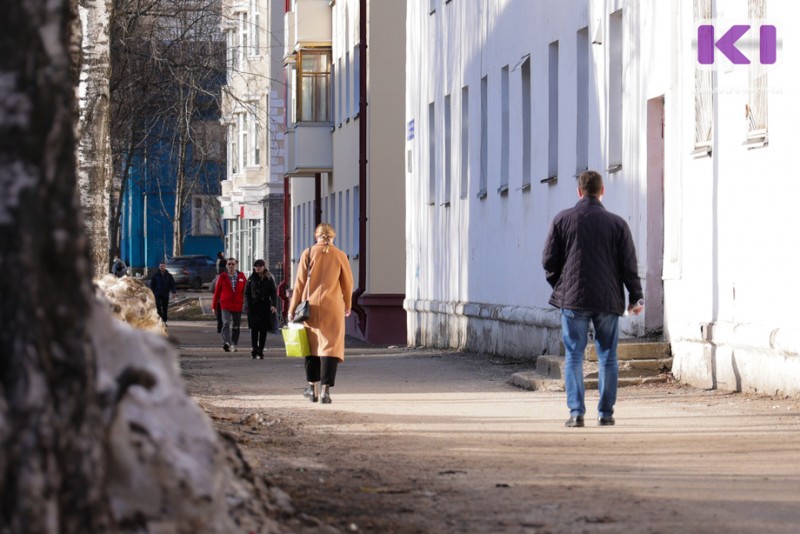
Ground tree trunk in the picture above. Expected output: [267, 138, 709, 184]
[77, 0, 113, 275]
[0, 0, 113, 531]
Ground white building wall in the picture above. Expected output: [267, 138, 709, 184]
[666, 0, 800, 395]
[220, 0, 285, 270]
[406, 0, 650, 357]
[407, 0, 800, 395]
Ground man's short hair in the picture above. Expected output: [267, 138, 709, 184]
[578, 170, 604, 197]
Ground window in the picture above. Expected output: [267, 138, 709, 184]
[337, 57, 343, 124]
[353, 45, 360, 117]
[694, 0, 712, 153]
[479, 75, 488, 198]
[520, 57, 531, 189]
[746, 0, 768, 146]
[443, 95, 452, 205]
[297, 50, 331, 122]
[428, 102, 436, 205]
[239, 12, 248, 69]
[249, 108, 260, 166]
[576, 28, 589, 172]
[230, 123, 238, 174]
[345, 50, 351, 120]
[226, 30, 236, 82]
[331, 63, 336, 125]
[460, 85, 469, 198]
[227, 29, 239, 80]
[329, 193, 336, 232]
[192, 120, 224, 162]
[608, 10, 623, 170]
[548, 41, 559, 180]
[250, 0, 260, 56]
[499, 65, 509, 193]
[337, 192, 343, 246]
[192, 195, 221, 236]
[238, 113, 248, 168]
[345, 189, 350, 255]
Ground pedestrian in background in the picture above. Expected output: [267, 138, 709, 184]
[542, 170, 644, 428]
[112, 255, 127, 278]
[150, 263, 177, 325]
[288, 223, 354, 404]
[209, 273, 223, 333]
[245, 259, 278, 359]
[213, 251, 227, 332]
[213, 257, 246, 352]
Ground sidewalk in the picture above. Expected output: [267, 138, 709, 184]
[171, 320, 800, 533]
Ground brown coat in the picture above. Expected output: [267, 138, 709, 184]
[288, 243, 354, 360]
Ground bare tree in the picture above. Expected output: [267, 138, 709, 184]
[109, 0, 226, 259]
[0, 0, 113, 530]
[1, 5, 286, 530]
[77, 0, 114, 275]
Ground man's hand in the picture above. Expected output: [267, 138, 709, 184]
[344, 308, 351, 318]
[628, 300, 644, 315]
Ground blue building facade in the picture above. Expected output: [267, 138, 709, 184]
[119, 39, 227, 274]
[121, 141, 225, 274]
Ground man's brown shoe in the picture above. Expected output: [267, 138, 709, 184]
[598, 416, 615, 426]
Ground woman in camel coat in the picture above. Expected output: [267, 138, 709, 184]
[288, 223, 354, 404]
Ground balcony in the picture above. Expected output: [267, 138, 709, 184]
[285, 0, 331, 58]
[284, 123, 332, 175]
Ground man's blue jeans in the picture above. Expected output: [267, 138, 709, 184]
[561, 309, 620, 418]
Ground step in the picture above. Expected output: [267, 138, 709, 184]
[508, 371, 564, 392]
[536, 354, 671, 380]
[586, 340, 670, 361]
[509, 370, 670, 392]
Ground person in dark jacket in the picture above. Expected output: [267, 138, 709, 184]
[150, 263, 177, 325]
[542, 170, 643, 428]
[244, 259, 278, 359]
[213, 252, 226, 332]
[111, 255, 127, 278]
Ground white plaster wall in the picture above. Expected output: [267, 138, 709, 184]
[406, 0, 655, 357]
[667, 0, 800, 395]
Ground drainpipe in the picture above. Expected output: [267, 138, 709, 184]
[278, 176, 291, 321]
[350, 0, 368, 335]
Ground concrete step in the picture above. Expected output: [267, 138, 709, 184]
[509, 370, 670, 391]
[586, 340, 670, 361]
[511, 351, 672, 392]
[508, 371, 564, 392]
[536, 355, 672, 381]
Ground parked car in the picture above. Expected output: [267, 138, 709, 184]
[165, 255, 217, 289]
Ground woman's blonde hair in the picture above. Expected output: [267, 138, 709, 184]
[315, 223, 336, 253]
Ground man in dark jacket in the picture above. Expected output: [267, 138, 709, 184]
[150, 263, 177, 325]
[542, 170, 643, 428]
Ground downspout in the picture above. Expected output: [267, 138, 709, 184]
[278, 176, 291, 321]
[351, 0, 368, 334]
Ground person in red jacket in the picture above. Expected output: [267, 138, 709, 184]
[212, 257, 247, 352]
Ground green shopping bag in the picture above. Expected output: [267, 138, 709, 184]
[281, 326, 311, 357]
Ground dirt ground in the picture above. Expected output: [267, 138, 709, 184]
[171, 320, 800, 534]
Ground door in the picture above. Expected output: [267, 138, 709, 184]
[645, 96, 665, 335]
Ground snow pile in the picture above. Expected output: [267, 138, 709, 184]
[95, 274, 167, 336]
[92, 279, 283, 532]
